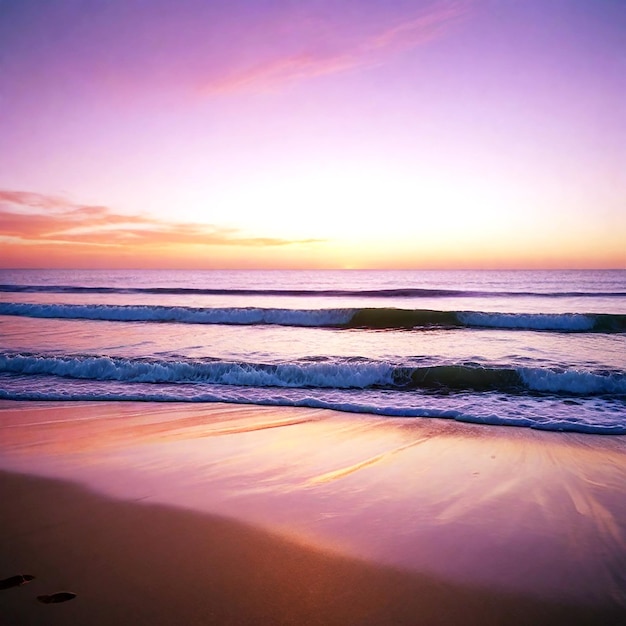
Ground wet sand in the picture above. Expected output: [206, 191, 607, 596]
[1, 401, 625, 624]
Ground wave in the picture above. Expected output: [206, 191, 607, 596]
[1, 352, 624, 396]
[349, 309, 626, 332]
[1, 375, 624, 435]
[2, 302, 625, 333]
[0, 302, 351, 327]
[1, 283, 625, 298]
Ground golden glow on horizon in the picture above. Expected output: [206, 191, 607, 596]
[0, 180, 624, 270]
[1, 231, 624, 271]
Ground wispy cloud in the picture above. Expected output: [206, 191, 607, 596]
[0, 190, 319, 248]
[204, 1, 470, 95]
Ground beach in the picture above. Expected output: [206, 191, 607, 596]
[2, 0, 625, 617]
[1, 401, 625, 625]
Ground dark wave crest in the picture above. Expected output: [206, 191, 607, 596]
[348, 308, 626, 332]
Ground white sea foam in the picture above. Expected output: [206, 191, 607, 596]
[0, 353, 396, 389]
[458, 311, 595, 331]
[0, 302, 353, 327]
[0, 374, 624, 435]
[520, 368, 626, 395]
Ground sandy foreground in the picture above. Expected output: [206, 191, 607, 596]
[0, 401, 625, 625]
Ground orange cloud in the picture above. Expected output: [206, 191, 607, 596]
[0, 189, 320, 250]
[205, 1, 470, 94]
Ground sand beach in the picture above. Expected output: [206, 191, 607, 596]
[1, 401, 625, 625]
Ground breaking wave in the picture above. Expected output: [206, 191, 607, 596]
[1, 352, 624, 396]
[1, 302, 624, 333]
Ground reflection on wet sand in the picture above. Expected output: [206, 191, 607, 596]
[0, 400, 625, 609]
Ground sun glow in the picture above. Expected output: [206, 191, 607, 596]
[0, 0, 624, 269]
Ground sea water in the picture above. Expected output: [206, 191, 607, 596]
[0, 269, 624, 434]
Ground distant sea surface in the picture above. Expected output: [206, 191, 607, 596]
[1, 269, 625, 434]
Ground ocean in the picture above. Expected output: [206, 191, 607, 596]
[1, 269, 625, 434]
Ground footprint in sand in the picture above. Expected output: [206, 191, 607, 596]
[1, 575, 77, 604]
[37, 592, 77, 604]
[0, 574, 35, 590]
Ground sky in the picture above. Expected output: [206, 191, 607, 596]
[0, 0, 624, 270]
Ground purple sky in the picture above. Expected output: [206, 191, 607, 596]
[1, 0, 624, 268]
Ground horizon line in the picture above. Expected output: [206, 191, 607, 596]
[2, 267, 624, 272]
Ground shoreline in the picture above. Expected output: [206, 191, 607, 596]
[1, 400, 626, 623]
